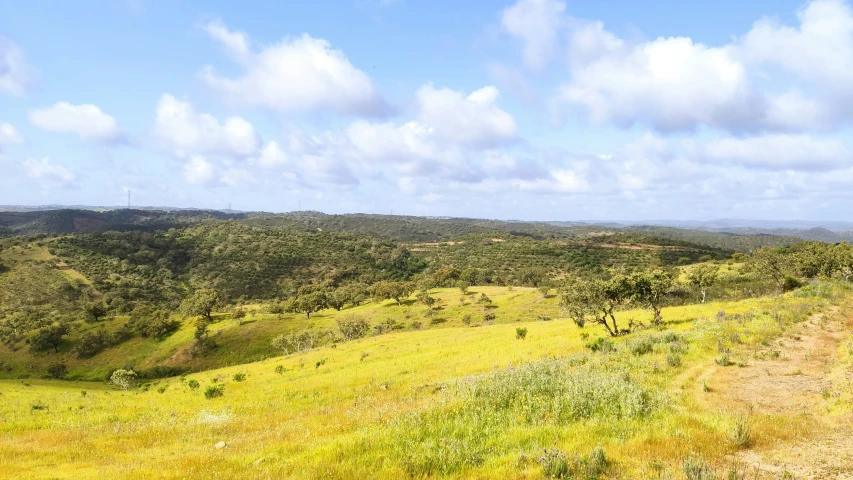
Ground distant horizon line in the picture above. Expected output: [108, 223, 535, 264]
[2, 204, 853, 228]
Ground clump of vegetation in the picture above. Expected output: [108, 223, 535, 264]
[204, 385, 224, 399]
[129, 305, 180, 339]
[28, 322, 69, 353]
[46, 362, 67, 379]
[628, 337, 654, 356]
[516, 328, 528, 340]
[271, 329, 326, 354]
[730, 416, 751, 449]
[110, 369, 138, 390]
[585, 337, 615, 353]
[187, 379, 200, 390]
[539, 445, 608, 479]
[715, 354, 733, 367]
[666, 352, 682, 367]
[682, 454, 715, 480]
[233, 373, 246, 382]
[337, 315, 371, 340]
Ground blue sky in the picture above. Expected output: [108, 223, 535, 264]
[1, 0, 852, 220]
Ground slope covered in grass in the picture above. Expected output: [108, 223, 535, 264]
[1, 282, 848, 479]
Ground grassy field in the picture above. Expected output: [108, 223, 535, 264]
[0, 286, 563, 380]
[1, 281, 850, 479]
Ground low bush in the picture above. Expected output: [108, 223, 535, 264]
[110, 369, 138, 390]
[204, 385, 224, 399]
[628, 337, 654, 356]
[585, 337, 615, 353]
[337, 315, 371, 340]
[46, 363, 67, 379]
[539, 446, 608, 479]
[233, 373, 246, 382]
[516, 328, 528, 340]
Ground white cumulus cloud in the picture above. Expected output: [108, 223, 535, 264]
[501, 0, 566, 70]
[154, 94, 259, 158]
[29, 102, 123, 144]
[201, 20, 390, 116]
[182, 155, 216, 185]
[416, 84, 517, 148]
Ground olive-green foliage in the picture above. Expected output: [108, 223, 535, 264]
[129, 305, 180, 338]
[337, 315, 371, 340]
[687, 264, 719, 303]
[46, 362, 67, 379]
[204, 384, 224, 399]
[180, 289, 222, 322]
[50, 223, 427, 305]
[72, 330, 109, 358]
[370, 281, 414, 305]
[28, 322, 69, 353]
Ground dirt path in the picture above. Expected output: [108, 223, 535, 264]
[691, 307, 853, 479]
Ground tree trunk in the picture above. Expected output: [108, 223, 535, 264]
[701, 289, 706, 304]
[653, 307, 662, 325]
[306, 311, 311, 320]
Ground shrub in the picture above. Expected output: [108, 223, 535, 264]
[731, 416, 751, 449]
[46, 363, 67, 379]
[516, 328, 528, 340]
[375, 319, 404, 335]
[539, 446, 608, 479]
[271, 329, 326, 354]
[157, 386, 167, 394]
[477, 293, 492, 305]
[108, 323, 133, 345]
[187, 379, 200, 389]
[462, 314, 472, 326]
[538, 315, 552, 321]
[585, 337, 614, 353]
[73, 331, 109, 359]
[483, 312, 496, 325]
[129, 306, 180, 339]
[628, 337, 654, 356]
[274, 365, 285, 375]
[666, 353, 682, 367]
[410, 321, 423, 330]
[31, 401, 48, 411]
[110, 369, 138, 390]
[337, 315, 371, 340]
[782, 276, 803, 292]
[204, 385, 224, 399]
[715, 354, 732, 366]
[682, 454, 715, 480]
[233, 373, 246, 382]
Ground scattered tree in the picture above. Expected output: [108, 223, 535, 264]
[180, 288, 222, 323]
[370, 281, 414, 306]
[29, 322, 69, 353]
[686, 264, 719, 304]
[630, 269, 674, 325]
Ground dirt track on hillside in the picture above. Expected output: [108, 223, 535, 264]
[694, 307, 853, 479]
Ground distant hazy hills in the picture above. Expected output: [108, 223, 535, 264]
[2, 206, 852, 246]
